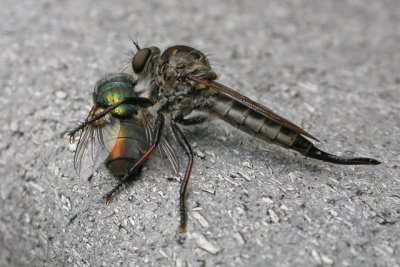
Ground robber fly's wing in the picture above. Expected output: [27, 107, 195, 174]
[188, 75, 319, 141]
[73, 113, 121, 179]
[141, 109, 180, 174]
[159, 136, 180, 174]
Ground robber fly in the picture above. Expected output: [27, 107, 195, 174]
[129, 43, 380, 232]
[73, 43, 380, 234]
[69, 73, 178, 203]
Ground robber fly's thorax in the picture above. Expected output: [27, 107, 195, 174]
[153, 45, 218, 115]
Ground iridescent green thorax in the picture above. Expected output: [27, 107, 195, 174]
[96, 81, 138, 118]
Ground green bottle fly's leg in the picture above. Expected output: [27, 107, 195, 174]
[68, 96, 154, 139]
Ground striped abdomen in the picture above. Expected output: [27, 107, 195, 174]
[208, 93, 307, 149]
[206, 93, 380, 165]
[105, 120, 149, 178]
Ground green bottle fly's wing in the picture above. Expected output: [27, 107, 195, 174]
[73, 113, 121, 180]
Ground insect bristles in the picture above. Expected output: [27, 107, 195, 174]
[128, 35, 141, 51]
[76, 118, 88, 130]
[119, 48, 136, 74]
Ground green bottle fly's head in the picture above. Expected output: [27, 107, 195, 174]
[93, 73, 139, 118]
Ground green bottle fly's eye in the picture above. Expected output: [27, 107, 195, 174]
[132, 48, 151, 73]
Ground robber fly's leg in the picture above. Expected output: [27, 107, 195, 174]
[175, 115, 208, 126]
[68, 97, 154, 138]
[103, 114, 165, 204]
[103, 170, 140, 205]
[148, 81, 160, 103]
[171, 122, 194, 234]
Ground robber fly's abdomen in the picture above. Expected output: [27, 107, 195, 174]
[105, 120, 148, 178]
[209, 93, 303, 147]
[208, 93, 380, 165]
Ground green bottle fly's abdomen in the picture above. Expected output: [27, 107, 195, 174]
[105, 119, 148, 178]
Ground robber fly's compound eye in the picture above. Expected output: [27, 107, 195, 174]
[132, 48, 151, 74]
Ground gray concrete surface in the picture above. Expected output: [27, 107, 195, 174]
[1, 0, 399, 266]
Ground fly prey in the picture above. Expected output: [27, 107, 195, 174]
[69, 73, 178, 203]
[128, 43, 380, 232]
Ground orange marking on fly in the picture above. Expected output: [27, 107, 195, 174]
[110, 139, 125, 159]
[177, 225, 187, 234]
[91, 107, 108, 126]
[109, 126, 132, 159]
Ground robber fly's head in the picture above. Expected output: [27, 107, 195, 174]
[131, 46, 161, 78]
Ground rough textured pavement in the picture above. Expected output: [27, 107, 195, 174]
[1, 0, 399, 266]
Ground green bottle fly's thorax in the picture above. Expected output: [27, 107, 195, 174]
[96, 81, 137, 117]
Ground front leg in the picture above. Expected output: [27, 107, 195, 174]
[68, 97, 154, 139]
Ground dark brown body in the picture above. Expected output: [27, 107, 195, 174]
[146, 45, 379, 165]
[128, 43, 379, 234]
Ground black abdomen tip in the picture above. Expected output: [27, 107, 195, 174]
[305, 146, 381, 165]
[366, 158, 381, 165]
[344, 157, 381, 165]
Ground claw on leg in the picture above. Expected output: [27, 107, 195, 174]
[176, 227, 187, 245]
[105, 195, 113, 205]
[178, 224, 187, 234]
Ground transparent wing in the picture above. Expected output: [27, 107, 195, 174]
[141, 109, 180, 174]
[159, 136, 180, 174]
[73, 108, 121, 179]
